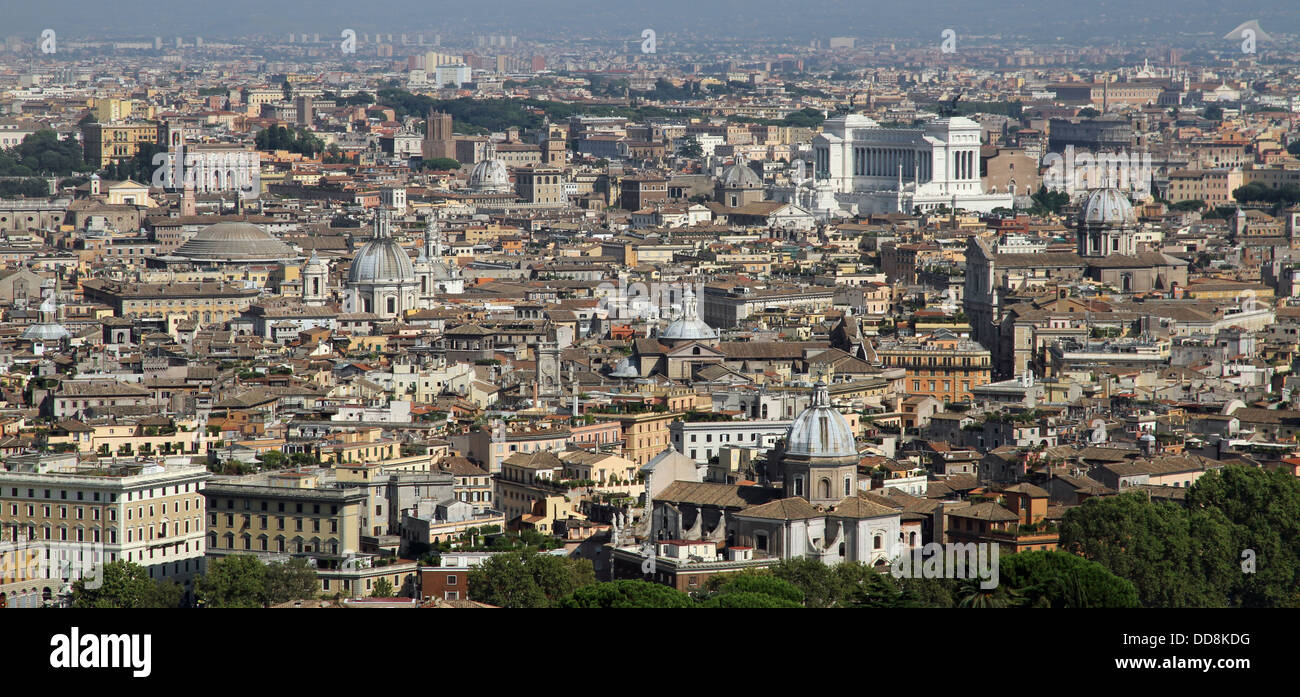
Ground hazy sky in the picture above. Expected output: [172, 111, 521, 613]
[1, 0, 1297, 42]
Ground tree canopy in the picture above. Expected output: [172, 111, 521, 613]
[1058, 473, 1271, 607]
[195, 555, 268, 608]
[195, 555, 320, 608]
[255, 125, 324, 157]
[0, 129, 93, 177]
[999, 550, 1140, 608]
[71, 560, 183, 608]
[467, 550, 596, 608]
[557, 579, 694, 608]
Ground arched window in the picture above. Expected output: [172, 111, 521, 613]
[873, 535, 883, 550]
[818, 478, 831, 500]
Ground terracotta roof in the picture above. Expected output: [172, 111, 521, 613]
[735, 496, 822, 520]
[654, 481, 779, 509]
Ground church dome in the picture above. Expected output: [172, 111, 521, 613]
[786, 384, 857, 459]
[658, 289, 717, 342]
[660, 316, 716, 342]
[348, 237, 415, 284]
[719, 163, 762, 189]
[468, 159, 511, 192]
[1079, 188, 1137, 226]
[174, 222, 299, 263]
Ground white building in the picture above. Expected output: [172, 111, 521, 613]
[811, 114, 1012, 215]
[669, 419, 793, 463]
[434, 64, 472, 88]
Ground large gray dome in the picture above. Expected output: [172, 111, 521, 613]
[786, 384, 857, 459]
[1079, 188, 1137, 226]
[719, 163, 762, 189]
[174, 222, 299, 263]
[348, 237, 415, 284]
[468, 159, 511, 193]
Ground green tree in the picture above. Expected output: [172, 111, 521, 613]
[263, 557, 320, 605]
[1029, 185, 1070, 215]
[467, 550, 595, 608]
[255, 125, 324, 157]
[957, 577, 1025, 608]
[1186, 466, 1300, 607]
[770, 557, 846, 607]
[1060, 491, 1234, 607]
[0, 129, 92, 177]
[678, 136, 704, 160]
[71, 560, 179, 608]
[260, 451, 286, 469]
[999, 550, 1140, 608]
[195, 555, 268, 608]
[712, 572, 804, 604]
[557, 579, 694, 608]
[420, 157, 462, 171]
[149, 580, 185, 609]
[700, 591, 802, 608]
[372, 577, 395, 598]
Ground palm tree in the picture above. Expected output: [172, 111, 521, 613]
[958, 578, 1024, 608]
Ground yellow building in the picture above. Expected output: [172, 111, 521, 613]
[590, 410, 682, 465]
[201, 470, 365, 559]
[80, 121, 162, 168]
[80, 279, 260, 324]
[92, 98, 135, 123]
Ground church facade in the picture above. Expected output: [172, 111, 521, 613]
[643, 383, 907, 568]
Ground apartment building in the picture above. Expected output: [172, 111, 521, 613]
[0, 455, 210, 603]
[875, 330, 993, 403]
[80, 121, 163, 168]
[669, 419, 793, 464]
[201, 470, 365, 560]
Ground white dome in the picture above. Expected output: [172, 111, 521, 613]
[659, 289, 716, 342]
[786, 384, 857, 459]
[468, 159, 511, 193]
[1079, 188, 1137, 226]
[660, 317, 716, 341]
[348, 237, 414, 284]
